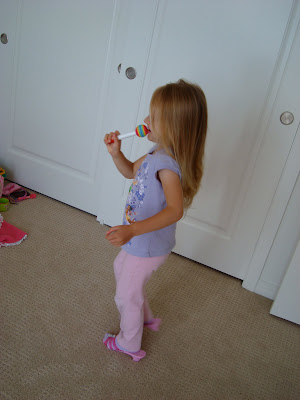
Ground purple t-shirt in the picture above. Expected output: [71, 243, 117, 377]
[121, 145, 181, 257]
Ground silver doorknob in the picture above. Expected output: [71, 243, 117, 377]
[125, 67, 137, 80]
[1, 33, 8, 44]
[280, 112, 294, 125]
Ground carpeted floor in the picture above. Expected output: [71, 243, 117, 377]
[1, 190, 300, 400]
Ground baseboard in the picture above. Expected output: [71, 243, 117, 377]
[255, 280, 279, 300]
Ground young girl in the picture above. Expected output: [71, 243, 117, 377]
[103, 79, 207, 361]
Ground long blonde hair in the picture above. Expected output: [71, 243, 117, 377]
[150, 79, 208, 209]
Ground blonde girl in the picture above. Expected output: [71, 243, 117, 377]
[103, 79, 208, 361]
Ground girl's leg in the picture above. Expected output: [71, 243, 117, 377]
[114, 252, 168, 352]
[143, 293, 161, 331]
[113, 250, 127, 321]
[113, 250, 127, 282]
[143, 292, 153, 323]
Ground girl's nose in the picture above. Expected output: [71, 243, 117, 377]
[144, 115, 150, 125]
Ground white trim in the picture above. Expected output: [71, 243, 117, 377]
[254, 280, 279, 301]
[271, 238, 300, 324]
[242, 11, 300, 292]
[243, 123, 300, 292]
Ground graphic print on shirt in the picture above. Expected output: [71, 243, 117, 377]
[124, 161, 149, 231]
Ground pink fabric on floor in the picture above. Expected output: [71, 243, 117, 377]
[2, 182, 22, 196]
[0, 220, 27, 247]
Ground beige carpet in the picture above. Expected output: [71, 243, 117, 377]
[1, 190, 300, 400]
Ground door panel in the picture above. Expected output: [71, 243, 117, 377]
[13, 2, 111, 173]
[0, 0, 117, 214]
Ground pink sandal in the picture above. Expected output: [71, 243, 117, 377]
[144, 318, 161, 331]
[103, 333, 146, 362]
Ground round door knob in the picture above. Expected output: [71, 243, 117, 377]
[1, 33, 8, 44]
[125, 67, 137, 80]
[280, 112, 294, 125]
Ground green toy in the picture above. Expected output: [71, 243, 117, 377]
[0, 167, 9, 211]
[0, 198, 9, 212]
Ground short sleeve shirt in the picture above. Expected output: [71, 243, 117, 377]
[121, 145, 181, 257]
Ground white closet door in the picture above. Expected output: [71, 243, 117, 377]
[98, 0, 300, 279]
[0, 1, 158, 215]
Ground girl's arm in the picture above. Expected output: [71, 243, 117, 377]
[104, 131, 146, 179]
[106, 169, 183, 246]
[104, 131, 133, 178]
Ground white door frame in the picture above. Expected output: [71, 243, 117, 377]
[243, 123, 300, 292]
[270, 237, 300, 325]
[243, 12, 300, 292]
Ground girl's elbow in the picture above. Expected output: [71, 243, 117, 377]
[125, 172, 134, 179]
[178, 209, 184, 221]
[166, 205, 183, 222]
[174, 207, 184, 222]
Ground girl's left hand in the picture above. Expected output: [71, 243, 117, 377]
[105, 225, 134, 246]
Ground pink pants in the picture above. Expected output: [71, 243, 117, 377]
[113, 250, 168, 352]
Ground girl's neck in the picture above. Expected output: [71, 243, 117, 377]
[153, 144, 162, 154]
[151, 144, 176, 160]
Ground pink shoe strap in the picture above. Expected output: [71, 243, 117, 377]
[103, 333, 146, 361]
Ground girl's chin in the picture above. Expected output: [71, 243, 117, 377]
[147, 133, 157, 143]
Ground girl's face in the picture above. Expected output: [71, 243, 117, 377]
[144, 114, 160, 143]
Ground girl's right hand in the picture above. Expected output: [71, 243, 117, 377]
[104, 131, 121, 157]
